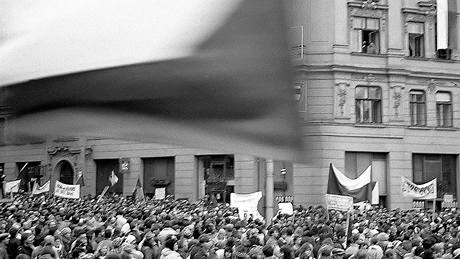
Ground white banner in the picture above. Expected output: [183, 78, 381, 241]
[401, 177, 437, 200]
[4, 180, 21, 193]
[32, 180, 50, 195]
[230, 191, 263, 220]
[54, 181, 80, 199]
[325, 194, 354, 211]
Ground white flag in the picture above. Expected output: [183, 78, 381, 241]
[4, 180, 21, 193]
[109, 171, 119, 186]
[32, 180, 50, 195]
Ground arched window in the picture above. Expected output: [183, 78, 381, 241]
[409, 90, 426, 126]
[355, 86, 381, 123]
[436, 91, 453, 127]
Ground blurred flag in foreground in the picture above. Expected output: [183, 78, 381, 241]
[109, 171, 119, 187]
[0, 0, 303, 161]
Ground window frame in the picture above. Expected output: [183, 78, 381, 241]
[436, 91, 453, 128]
[355, 86, 382, 124]
[406, 22, 425, 58]
[353, 17, 381, 54]
[409, 90, 426, 126]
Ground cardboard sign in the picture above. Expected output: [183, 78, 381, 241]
[155, 187, 166, 200]
[54, 181, 80, 199]
[325, 194, 353, 211]
[278, 202, 294, 215]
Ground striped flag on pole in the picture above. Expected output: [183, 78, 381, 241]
[0, 0, 302, 162]
[327, 164, 378, 204]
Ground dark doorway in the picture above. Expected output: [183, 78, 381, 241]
[96, 159, 122, 195]
[143, 157, 175, 197]
[58, 161, 74, 184]
[16, 161, 41, 192]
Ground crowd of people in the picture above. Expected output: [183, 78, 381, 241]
[1, 192, 460, 259]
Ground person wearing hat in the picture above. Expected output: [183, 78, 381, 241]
[159, 235, 182, 259]
[190, 235, 212, 259]
[0, 233, 10, 259]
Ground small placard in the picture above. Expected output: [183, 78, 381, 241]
[155, 187, 166, 200]
[325, 194, 353, 212]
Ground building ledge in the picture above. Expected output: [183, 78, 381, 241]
[435, 127, 457, 131]
[354, 123, 386, 128]
[406, 126, 431, 130]
[351, 52, 387, 58]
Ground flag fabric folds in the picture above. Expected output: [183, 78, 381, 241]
[32, 180, 50, 195]
[4, 180, 21, 193]
[0, 0, 302, 162]
[327, 163, 377, 204]
[76, 171, 85, 186]
[109, 171, 119, 187]
[132, 178, 145, 202]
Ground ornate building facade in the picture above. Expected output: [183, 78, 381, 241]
[1, 0, 459, 211]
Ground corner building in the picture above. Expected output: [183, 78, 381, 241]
[288, 0, 460, 209]
[0, 0, 460, 211]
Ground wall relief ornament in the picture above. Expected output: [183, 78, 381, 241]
[391, 85, 403, 118]
[336, 82, 350, 116]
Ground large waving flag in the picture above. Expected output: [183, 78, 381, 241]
[327, 164, 378, 204]
[0, 0, 302, 161]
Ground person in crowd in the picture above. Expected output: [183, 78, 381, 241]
[160, 235, 182, 259]
[4, 192, 460, 259]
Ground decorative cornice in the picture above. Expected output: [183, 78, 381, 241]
[48, 145, 81, 156]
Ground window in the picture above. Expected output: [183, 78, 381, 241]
[407, 22, 424, 57]
[413, 154, 457, 198]
[409, 90, 426, 126]
[436, 92, 453, 127]
[197, 155, 234, 203]
[353, 17, 380, 54]
[355, 86, 382, 123]
[345, 152, 387, 206]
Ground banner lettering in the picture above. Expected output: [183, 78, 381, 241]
[54, 181, 80, 199]
[401, 177, 436, 200]
[325, 194, 354, 211]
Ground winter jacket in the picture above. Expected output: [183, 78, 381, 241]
[160, 248, 182, 259]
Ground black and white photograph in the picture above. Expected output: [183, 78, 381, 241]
[0, 0, 459, 258]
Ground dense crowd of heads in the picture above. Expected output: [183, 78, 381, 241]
[1, 193, 460, 259]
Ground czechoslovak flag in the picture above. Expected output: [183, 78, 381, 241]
[327, 163, 378, 204]
[0, 0, 303, 162]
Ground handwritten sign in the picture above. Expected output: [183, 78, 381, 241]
[325, 194, 353, 211]
[54, 181, 80, 199]
[401, 177, 437, 200]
